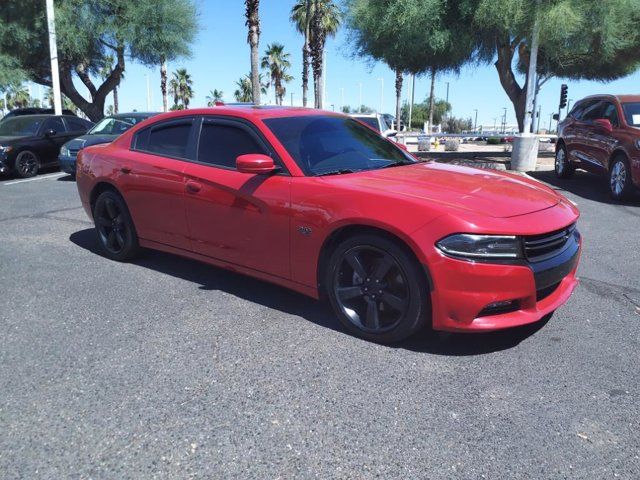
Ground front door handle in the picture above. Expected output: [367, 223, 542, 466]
[186, 180, 201, 193]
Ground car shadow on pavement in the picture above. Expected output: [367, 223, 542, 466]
[529, 170, 640, 205]
[70, 228, 547, 356]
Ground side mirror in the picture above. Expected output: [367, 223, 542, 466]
[552, 114, 559, 121]
[383, 129, 397, 138]
[593, 118, 613, 133]
[236, 154, 278, 174]
[44, 128, 56, 136]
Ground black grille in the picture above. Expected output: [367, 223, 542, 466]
[524, 224, 576, 262]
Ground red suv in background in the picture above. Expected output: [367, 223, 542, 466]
[556, 94, 640, 200]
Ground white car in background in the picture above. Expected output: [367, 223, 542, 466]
[350, 113, 398, 138]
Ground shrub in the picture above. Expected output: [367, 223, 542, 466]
[444, 139, 460, 151]
[487, 137, 501, 145]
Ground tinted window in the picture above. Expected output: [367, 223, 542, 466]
[44, 117, 66, 134]
[622, 102, 640, 126]
[581, 101, 604, 122]
[197, 122, 267, 168]
[353, 116, 380, 131]
[144, 122, 192, 158]
[600, 102, 619, 126]
[0, 117, 44, 136]
[66, 117, 90, 132]
[264, 115, 414, 176]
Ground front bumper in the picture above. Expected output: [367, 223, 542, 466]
[427, 232, 581, 332]
[58, 154, 77, 174]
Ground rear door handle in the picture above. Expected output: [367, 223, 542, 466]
[120, 166, 132, 174]
[186, 180, 201, 193]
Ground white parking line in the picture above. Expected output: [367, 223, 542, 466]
[4, 172, 66, 186]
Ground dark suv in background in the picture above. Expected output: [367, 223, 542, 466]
[555, 94, 640, 200]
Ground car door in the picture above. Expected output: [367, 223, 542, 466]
[181, 116, 291, 279]
[588, 101, 621, 171]
[575, 100, 607, 172]
[122, 117, 195, 250]
[40, 116, 69, 164]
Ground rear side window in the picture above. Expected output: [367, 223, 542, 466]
[197, 121, 267, 168]
[65, 117, 90, 132]
[44, 117, 66, 134]
[136, 120, 193, 159]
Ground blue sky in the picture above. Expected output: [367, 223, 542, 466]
[45, 0, 640, 127]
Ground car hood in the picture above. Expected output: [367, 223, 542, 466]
[64, 134, 118, 150]
[328, 162, 561, 218]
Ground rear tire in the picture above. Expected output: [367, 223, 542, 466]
[609, 155, 634, 201]
[555, 144, 574, 179]
[14, 150, 40, 178]
[325, 234, 430, 344]
[93, 190, 140, 262]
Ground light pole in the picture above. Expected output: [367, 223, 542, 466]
[548, 113, 553, 133]
[45, 0, 62, 115]
[536, 106, 542, 134]
[358, 82, 362, 113]
[290, 92, 295, 106]
[339, 87, 344, 112]
[473, 109, 478, 132]
[502, 107, 507, 133]
[377, 77, 384, 113]
[445, 82, 450, 104]
[567, 99, 573, 113]
[493, 117, 497, 133]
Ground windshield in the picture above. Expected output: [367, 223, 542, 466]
[264, 115, 415, 176]
[89, 116, 143, 135]
[0, 117, 43, 136]
[622, 102, 640, 127]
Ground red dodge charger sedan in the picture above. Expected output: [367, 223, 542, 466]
[76, 106, 581, 343]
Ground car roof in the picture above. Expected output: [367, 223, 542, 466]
[349, 113, 378, 118]
[110, 112, 159, 118]
[135, 106, 341, 123]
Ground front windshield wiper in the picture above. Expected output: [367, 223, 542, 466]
[380, 160, 415, 169]
[315, 169, 357, 177]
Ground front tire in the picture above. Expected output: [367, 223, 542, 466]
[609, 155, 634, 201]
[14, 150, 40, 178]
[325, 234, 430, 344]
[93, 190, 140, 261]
[555, 144, 574, 179]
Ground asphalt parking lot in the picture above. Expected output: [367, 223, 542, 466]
[1, 169, 639, 479]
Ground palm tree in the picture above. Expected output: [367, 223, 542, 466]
[261, 43, 294, 105]
[99, 55, 122, 114]
[160, 55, 168, 112]
[206, 89, 224, 106]
[7, 84, 31, 109]
[292, 0, 341, 109]
[245, 0, 261, 105]
[169, 68, 194, 109]
[234, 74, 268, 102]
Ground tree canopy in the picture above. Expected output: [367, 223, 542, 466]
[0, 0, 197, 120]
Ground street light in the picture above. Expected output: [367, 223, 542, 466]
[290, 92, 295, 106]
[377, 77, 384, 113]
[502, 107, 507, 134]
[473, 109, 478, 132]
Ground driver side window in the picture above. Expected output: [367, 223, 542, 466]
[600, 102, 619, 127]
[44, 117, 66, 135]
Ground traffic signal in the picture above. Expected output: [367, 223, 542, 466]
[560, 84, 568, 109]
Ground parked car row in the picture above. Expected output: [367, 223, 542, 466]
[0, 110, 157, 178]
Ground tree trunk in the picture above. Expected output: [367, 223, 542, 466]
[160, 56, 168, 112]
[113, 86, 119, 114]
[428, 66, 436, 134]
[246, 1, 261, 105]
[302, 0, 311, 107]
[395, 69, 403, 131]
[494, 35, 527, 133]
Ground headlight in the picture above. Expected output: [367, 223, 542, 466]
[436, 234, 522, 260]
[0, 145, 13, 153]
[60, 145, 70, 156]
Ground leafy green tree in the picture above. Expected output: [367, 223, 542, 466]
[127, 0, 197, 113]
[261, 43, 293, 105]
[245, 0, 261, 104]
[401, 98, 451, 130]
[347, 0, 473, 132]
[0, 0, 197, 120]
[443, 116, 473, 134]
[99, 56, 122, 114]
[461, 0, 640, 131]
[7, 84, 30, 109]
[206, 89, 224, 106]
[290, 1, 312, 107]
[234, 74, 267, 102]
[169, 68, 194, 109]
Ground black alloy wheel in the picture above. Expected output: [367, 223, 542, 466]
[93, 190, 140, 261]
[14, 151, 40, 178]
[326, 234, 430, 343]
